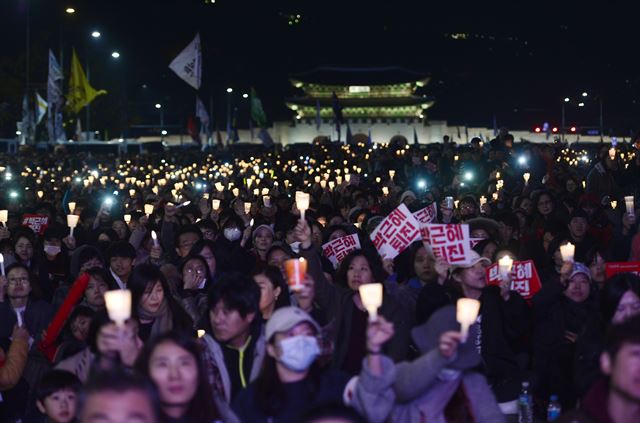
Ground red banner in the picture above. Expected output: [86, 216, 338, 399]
[605, 262, 640, 279]
[486, 259, 542, 300]
[21, 214, 49, 235]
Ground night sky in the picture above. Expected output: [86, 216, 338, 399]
[1, 0, 639, 138]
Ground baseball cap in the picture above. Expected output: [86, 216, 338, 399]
[569, 262, 591, 281]
[450, 250, 491, 272]
[265, 306, 320, 341]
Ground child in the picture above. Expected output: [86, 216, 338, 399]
[35, 369, 80, 423]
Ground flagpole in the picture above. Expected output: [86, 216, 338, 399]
[86, 62, 90, 140]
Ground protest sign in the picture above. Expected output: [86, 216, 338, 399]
[605, 262, 640, 279]
[486, 259, 542, 300]
[21, 214, 49, 235]
[421, 223, 473, 265]
[370, 204, 420, 259]
[322, 234, 361, 269]
[412, 202, 437, 224]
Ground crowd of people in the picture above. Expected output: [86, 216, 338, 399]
[0, 132, 640, 423]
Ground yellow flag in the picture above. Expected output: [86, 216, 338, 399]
[66, 49, 107, 114]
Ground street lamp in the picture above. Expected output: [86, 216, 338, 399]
[91, 30, 101, 38]
[582, 92, 588, 97]
[242, 93, 248, 99]
[155, 103, 162, 109]
[65, 7, 75, 14]
[578, 102, 585, 107]
[111, 51, 120, 59]
[226, 88, 233, 93]
[564, 97, 570, 102]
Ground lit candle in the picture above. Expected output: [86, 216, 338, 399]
[197, 329, 206, 338]
[498, 255, 514, 279]
[151, 230, 159, 247]
[611, 200, 617, 210]
[0, 253, 4, 276]
[124, 214, 131, 224]
[263, 196, 271, 207]
[295, 191, 310, 221]
[358, 283, 383, 321]
[457, 298, 480, 342]
[144, 204, 154, 218]
[495, 171, 501, 179]
[261, 187, 270, 196]
[284, 258, 307, 291]
[0, 210, 7, 227]
[212, 199, 220, 211]
[68, 202, 76, 214]
[253, 188, 260, 196]
[328, 181, 335, 191]
[215, 182, 224, 192]
[232, 187, 240, 197]
[345, 174, 351, 183]
[37, 190, 44, 199]
[104, 289, 132, 327]
[67, 214, 80, 237]
[244, 202, 252, 215]
[454, 200, 460, 209]
[523, 172, 530, 185]
[389, 169, 396, 179]
[560, 242, 575, 263]
[625, 196, 635, 215]
[382, 187, 389, 196]
[609, 147, 616, 160]
[129, 189, 136, 197]
[336, 176, 343, 185]
[479, 196, 487, 207]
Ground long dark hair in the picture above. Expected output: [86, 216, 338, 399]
[255, 326, 323, 417]
[252, 264, 291, 311]
[128, 264, 193, 331]
[135, 331, 220, 422]
[601, 273, 640, 323]
[334, 249, 388, 290]
[188, 239, 218, 279]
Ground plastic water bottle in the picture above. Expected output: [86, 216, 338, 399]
[518, 381, 534, 423]
[547, 394, 562, 421]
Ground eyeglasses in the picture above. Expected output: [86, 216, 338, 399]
[8, 277, 29, 286]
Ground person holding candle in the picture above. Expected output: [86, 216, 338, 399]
[135, 331, 232, 423]
[129, 264, 193, 342]
[253, 265, 290, 321]
[383, 305, 505, 423]
[189, 239, 219, 280]
[293, 219, 411, 374]
[251, 225, 275, 265]
[36, 225, 72, 304]
[565, 209, 597, 263]
[213, 215, 255, 274]
[532, 261, 598, 411]
[232, 306, 397, 423]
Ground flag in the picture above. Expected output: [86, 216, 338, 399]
[257, 128, 274, 147]
[315, 99, 321, 130]
[66, 49, 107, 115]
[20, 94, 34, 144]
[168, 34, 202, 90]
[47, 50, 64, 143]
[195, 95, 210, 142]
[35, 92, 47, 124]
[332, 91, 344, 141]
[187, 116, 200, 143]
[413, 127, 419, 145]
[250, 88, 267, 128]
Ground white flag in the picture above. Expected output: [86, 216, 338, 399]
[195, 96, 209, 126]
[35, 92, 47, 124]
[47, 50, 64, 143]
[169, 34, 201, 90]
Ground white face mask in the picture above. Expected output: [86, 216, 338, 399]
[289, 241, 301, 254]
[278, 335, 320, 372]
[223, 227, 242, 242]
[44, 245, 61, 257]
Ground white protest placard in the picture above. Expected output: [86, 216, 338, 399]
[322, 234, 361, 269]
[412, 202, 438, 224]
[421, 223, 473, 266]
[370, 204, 421, 259]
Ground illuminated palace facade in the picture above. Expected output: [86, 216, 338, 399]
[273, 67, 439, 145]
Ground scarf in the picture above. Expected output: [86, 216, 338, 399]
[137, 300, 173, 337]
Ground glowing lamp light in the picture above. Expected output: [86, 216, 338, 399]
[523, 172, 531, 185]
[104, 289, 132, 327]
[67, 214, 80, 237]
[124, 214, 131, 224]
[358, 283, 383, 321]
[570, 126, 577, 132]
[244, 202, 252, 215]
[624, 196, 635, 215]
[284, 258, 307, 291]
[552, 127, 558, 133]
[211, 199, 221, 211]
[144, 203, 154, 218]
[389, 169, 396, 179]
[498, 255, 514, 279]
[382, 186, 389, 196]
[611, 200, 617, 210]
[295, 191, 310, 221]
[197, 329, 206, 338]
[457, 298, 480, 342]
[534, 127, 541, 133]
[560, 242, 575, 263]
